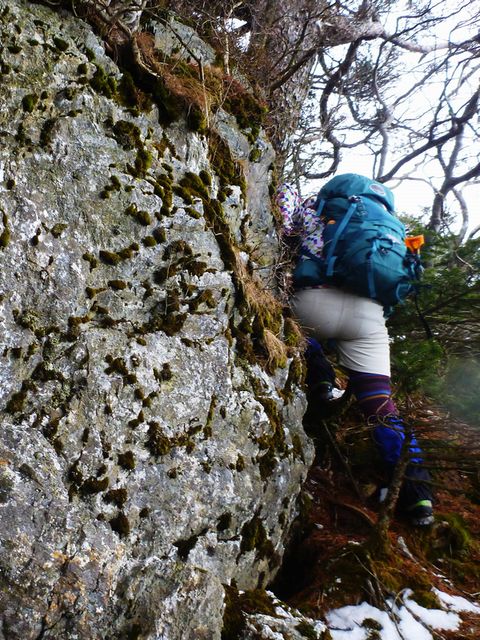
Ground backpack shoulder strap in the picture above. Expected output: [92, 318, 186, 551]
[315, 197, 326, 217]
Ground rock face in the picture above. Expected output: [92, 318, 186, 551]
[0, 2, 313, 638]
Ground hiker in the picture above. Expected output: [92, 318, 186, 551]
[276, 177, 434, 527]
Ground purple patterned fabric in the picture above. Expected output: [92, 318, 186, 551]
[275, 183, 324, 258]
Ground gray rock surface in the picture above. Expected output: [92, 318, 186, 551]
[0, 2, 313, 638]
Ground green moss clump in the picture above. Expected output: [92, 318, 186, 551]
[80, 476, 109, 495]
[5, 380, 33, 414]
[178, 172, 210, 201]
[13, 308, 40, 332]
[32, 361, 64, 383]
[217, 512, 232, 532]
[154, 132, 178, 158]
[188, 289, 216, 313]
[15, 123, 32, 146]
[250, 390, 290, 477]
[86, 286, 104, 299]
[146, 421, 172, 457]
[82, 47, 94, 62]
[152, 173, 172, 192]
[427, 513, 472, 558]
[295, 621, 323, 639]
[116, 71, 151, 115]
[164, 239, 193, 260]
[150, 174, 174, 217]
[68, 460, 83, 487]
[90, 64, 117, 99]
[290, 433, 305, 461]
[53, 37, 69, 52]
[203, 199, 237, 271]
[108, 279, 127, 290]
[153, 241, 197, 283]
[116, 243, 139, 260]
[282, 357, 305, 401]
[63, 87, 75, 100]
[199, 170, 212, 186]
[185, 206, 202, 219]
[207, 132, 246, 198]
[50, 223, 67, 238]
[126, 146, 154, 179]
[235, 455, 245, 472]
[99, 250, 121, 266]
[186, 106, 208, 134]
[125, 204, 152, 226]
[10, 347, 22, 359]
[100, 175, 122, 199]
[257, 447, 277, 480]
[0, 213, 10, 248]
[159, 363, 172, 381]
[134, 387, 145, 401]
[104, 356, 129, 376]
[142, 75, 185, 126]
[413, 590, 442, 610]
[109, 511, 130, 536]
[110, 175, 121, 189]
[38, 118, 57, 148]
[112, 120, 142, 150]
[174, 533, 201, 560]
[283, 317, 304, 347]
[118, 451, 135, 470]
[104, 487, 128, 507]
[142, 235, 157, 247]
[240, 514, 275, 560]
[82, 252, 99, 270]
[128, 410, 144, 428]
[249, 147, 262, 162]
[172, 185, 194, 205]
[22, 94, 38, 113]
[142, 300, 186, 335]
[30, 229, 42, 247]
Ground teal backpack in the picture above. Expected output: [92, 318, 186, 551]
[293, 174, 421, 309]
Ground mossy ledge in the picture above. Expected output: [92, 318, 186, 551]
[221, 586, 278, 640]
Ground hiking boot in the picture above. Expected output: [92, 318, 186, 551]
[317, 381, 334, 402]
[406, 499, 434, 527]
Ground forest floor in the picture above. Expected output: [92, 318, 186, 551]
[271, 395, 480, 639]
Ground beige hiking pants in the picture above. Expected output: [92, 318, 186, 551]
[291, 286, 391, 376]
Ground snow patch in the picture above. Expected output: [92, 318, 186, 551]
[326, 587, 480, 639]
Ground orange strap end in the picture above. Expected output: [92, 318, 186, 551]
[405, 235, 425, 252]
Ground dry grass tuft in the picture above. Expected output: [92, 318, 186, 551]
[235, 252, 282, 325]
[262, 329, 288, 372]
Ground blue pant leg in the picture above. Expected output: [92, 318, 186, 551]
[373, 416, 423, 467]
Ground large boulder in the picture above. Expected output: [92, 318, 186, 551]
[0, 2, 312, 638]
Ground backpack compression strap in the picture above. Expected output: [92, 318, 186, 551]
[323, 198, 359, 276]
